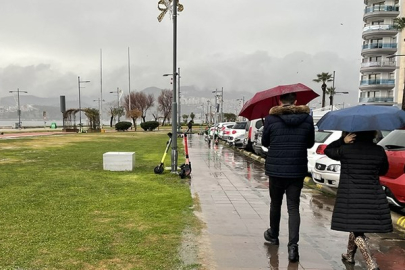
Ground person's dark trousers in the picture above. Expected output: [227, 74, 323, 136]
[269, 176, 304, 246]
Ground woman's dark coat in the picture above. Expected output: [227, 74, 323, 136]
[324, 138, 392, 233]
[262, 105, 315, 178]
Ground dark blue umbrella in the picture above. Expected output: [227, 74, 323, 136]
[316, 105, 405, 132]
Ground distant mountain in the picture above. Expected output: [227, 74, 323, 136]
[0, 86, 254, 122]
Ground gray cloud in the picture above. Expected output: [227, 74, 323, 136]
[0, 0, 365, 108]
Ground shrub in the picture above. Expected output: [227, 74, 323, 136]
[115, 121, 132, 131]
[140, 121, 159, 131]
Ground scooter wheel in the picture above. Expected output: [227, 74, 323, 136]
[154, 165, 164, 174]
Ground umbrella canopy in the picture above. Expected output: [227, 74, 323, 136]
[316, 105, 405, 132]
[238, 83, 319, 120]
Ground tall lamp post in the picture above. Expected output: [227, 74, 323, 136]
[163, 67, 181, 132]
[331, 91, 349, 110]
[110, 88, 122, 122]
[9, 88, 28, 129]
[78, 76, 90, 133]
[237, 96, 245, 121]
[93, 98, 105, 127]
[212, 88, 224, 123]
[387, 54, 405, 110]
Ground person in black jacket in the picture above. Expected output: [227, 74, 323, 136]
[325, 131, 391, 270]
[261, 92, 315, 263]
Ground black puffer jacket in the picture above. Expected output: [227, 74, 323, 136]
[325, 138, 392, 233]
[262, 105, 315, 178]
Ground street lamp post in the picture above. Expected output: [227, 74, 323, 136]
[93, 98, 105, 127]
[212, 89, 224, 124]
[78, 76, 90, 133]
[331, 91, 349, 110]
[9, 88, 28, 129]
[110, 88, 122, 123]
[237, 96, 245, 121]
[163, 67, 181, 132]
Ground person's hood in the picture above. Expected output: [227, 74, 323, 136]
[269, 105, 310, 126]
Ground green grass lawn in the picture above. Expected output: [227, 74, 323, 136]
[0, 131, 201, 270]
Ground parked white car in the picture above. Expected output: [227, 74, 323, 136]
[311, 156, 340, 188]
[219, 122, 236, 140]
[307, 130, 342, 175]
[226, 121, 248, 146]
[242, 119, 264, 151]
[311, 130, 391, 188]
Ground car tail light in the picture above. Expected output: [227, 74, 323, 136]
[248, 127, 252, 140]
[316, 144, 327, 155]
[232, 130, 237, 134]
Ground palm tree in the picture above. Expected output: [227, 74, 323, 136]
[393, 17, 405, 30]
[313, 72, 333, 108]
[326, 87, 336, 107]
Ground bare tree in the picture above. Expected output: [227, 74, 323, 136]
[158, 89, 172, 125]
[124, 92, 155, 123]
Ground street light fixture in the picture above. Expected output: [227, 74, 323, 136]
[9, 88, 28, 129]
[387, 54, 405, 110]
[78, 76, 90, 133]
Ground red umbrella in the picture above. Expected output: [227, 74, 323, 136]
[239, 83, 319, 120]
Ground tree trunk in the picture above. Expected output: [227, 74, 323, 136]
[321, 83, 327, 108]
[329, 95, 333, 107]
[110, 116, 113, 127]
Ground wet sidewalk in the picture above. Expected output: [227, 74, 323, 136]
[188, 134, 405, 270]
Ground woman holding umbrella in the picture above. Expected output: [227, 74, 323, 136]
[324, 131, 391, 270]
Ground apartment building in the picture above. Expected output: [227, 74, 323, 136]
[360, 0, 402, 106]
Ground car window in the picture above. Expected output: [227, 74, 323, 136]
[255, 120, 264, 129]
[378, 130, 405, 148]
[315, 131, 332, 143]
[233, 122, 247, 129]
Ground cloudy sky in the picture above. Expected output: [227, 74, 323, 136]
[0, 0, 365, 107]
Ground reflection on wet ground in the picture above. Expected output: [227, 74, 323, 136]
[189, 134, 405, 270]
[190, 135, 269, 189]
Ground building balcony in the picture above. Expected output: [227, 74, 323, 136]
[361, 43, 397, 56]
[359, 79, 395, 90]
[362, 25, 398, 39]
[359, 97, 394, 103]
[364, 5, 400, 20]
[360, 61, 396, 73]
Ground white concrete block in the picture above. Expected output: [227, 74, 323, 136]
[103, 152, 135, 171]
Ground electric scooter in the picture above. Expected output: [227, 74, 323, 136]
[179, 133, 191, 179]
[154, 132, 172, 174]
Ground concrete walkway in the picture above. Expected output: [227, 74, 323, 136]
[188, 134, 405, 270]
[189, 136, 335, 270]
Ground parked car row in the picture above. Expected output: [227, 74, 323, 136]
[222, 122, 405, 211]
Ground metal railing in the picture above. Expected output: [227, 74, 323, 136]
[363, 24, 396, 32]
[362, 43, 397, 50]
[361, 61, 396, 68]
[360, 79, 395, 85]
[359, 97, 394, 103]
[365, 5, 399, 13]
